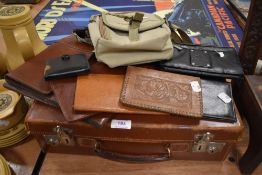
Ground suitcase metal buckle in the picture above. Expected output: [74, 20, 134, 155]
[44, 125, 75, 146]
[165, 144, 171, 158]
[192, 132, 225, 154]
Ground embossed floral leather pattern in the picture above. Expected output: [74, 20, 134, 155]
[133, 75, 192, 109]
[120, 66, 203, 118]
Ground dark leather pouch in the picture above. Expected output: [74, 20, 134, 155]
[202, 79, 236, 123]
[44, 54, 90, 80]
[157, 44, 244, 79]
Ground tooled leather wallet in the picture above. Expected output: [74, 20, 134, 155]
[157, 44, 244, 79]
[120, 66, 203, 118]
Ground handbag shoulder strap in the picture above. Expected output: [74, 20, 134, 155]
[73, 27, 93, 45]
[168, 22, 192, 44]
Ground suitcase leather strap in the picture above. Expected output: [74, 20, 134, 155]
[94, 141, 171, 162]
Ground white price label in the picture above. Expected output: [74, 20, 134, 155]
[190, 81, 201, 92]
[111, 119, 132, 129]
[218, 52, 225, 57]
[218, 92, 232, 103]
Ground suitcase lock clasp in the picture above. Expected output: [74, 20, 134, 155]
[44, 125, 75, 146]
[193, 132, 225, 154]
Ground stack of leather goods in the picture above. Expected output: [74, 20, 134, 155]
[0, 154, 11, 175]
[1, 9, 245, 163]
[0, 79, 29, 148]
[3, 34, 245, 162]
[74, 67, 203, 119]
[74, 11, 244, 123]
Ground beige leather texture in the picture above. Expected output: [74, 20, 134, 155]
[88, 12, 173, 68]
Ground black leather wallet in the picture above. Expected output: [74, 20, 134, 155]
[157, 44, 244, 79]
[202, 79, 236, 123]
[44, 54, 90, 80]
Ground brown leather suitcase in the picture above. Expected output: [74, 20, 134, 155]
[26, 101, 244, 162]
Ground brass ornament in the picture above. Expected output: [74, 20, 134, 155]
[0, 90, 21, 120]
[0, 6, 25, 16]
[0, 154, 11, 175]
[0, 93, 12, 112]
[0, 121, 30, 148]
[0, 79, 28, 131]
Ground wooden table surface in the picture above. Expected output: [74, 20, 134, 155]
[0, 136, 41, 175]
[40, 154, 241, 175]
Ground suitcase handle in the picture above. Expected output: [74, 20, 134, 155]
[94, 142, 171, 162]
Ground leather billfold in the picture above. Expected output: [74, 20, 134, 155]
[157, 44, 244, 79]
[201, 79, 236, 123]
[44, 54, 90, 80]
[120, 66, 203, 118]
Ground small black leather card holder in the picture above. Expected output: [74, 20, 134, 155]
[44, 54, 90, 80]
[202, 79, 236, 123]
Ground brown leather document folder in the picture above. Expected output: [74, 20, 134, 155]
[49, 77, 97, 121]
[120, 66, 203, 118]
[74, 74, 164, 115]
[4, 36, 94, 107]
